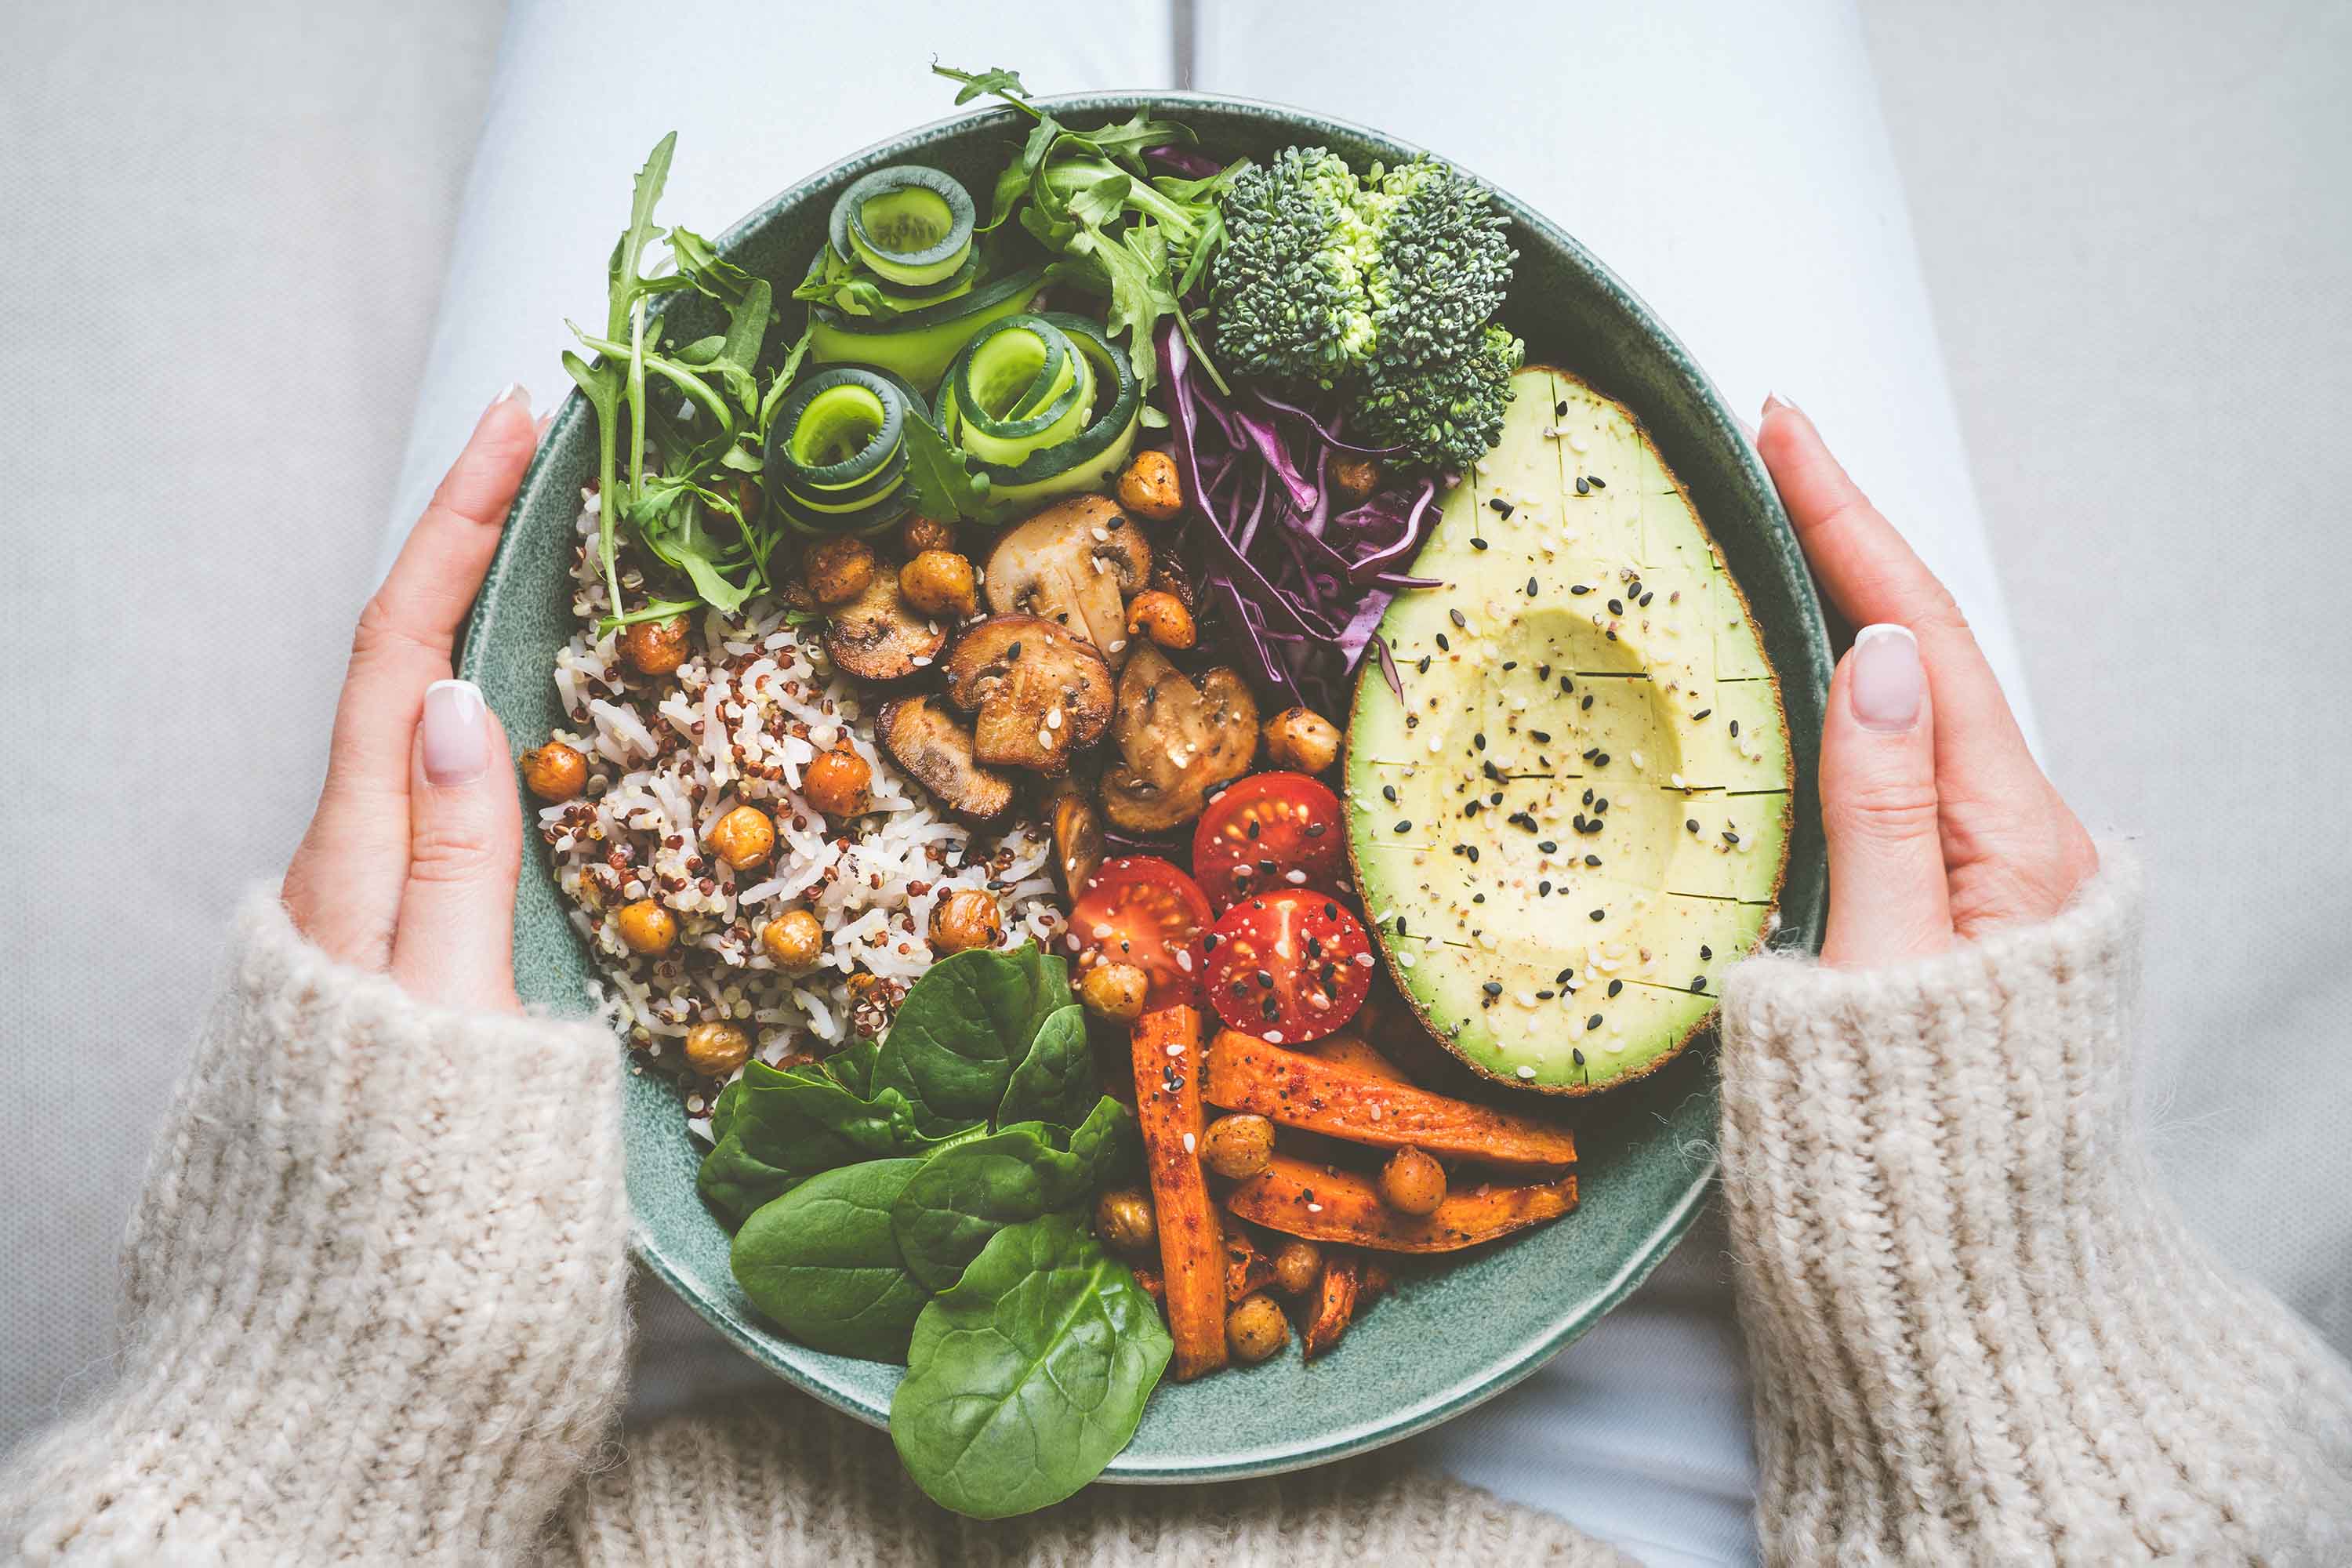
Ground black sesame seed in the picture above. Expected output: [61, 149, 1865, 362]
[1538, 880, 1552, 895]
[1640, 592, 1654, 607]
[1471, 537, 1490, 551]
[1588, 474, 1606, 489]
[1555, 399, 1568, 418]
[1581, 695, 1595, 711]
[1530, 730, 1551, 743]
[1608, 979, 1624, 997]
[1730, 720, 1741, 738]
[1465, 845, 1479, 862]
[1258, 858, 1276, 874]
[1555, 967, 1574, 985]
[1483, 981, 1503, 997]
[1383, 784, 1399, 802]
[1502, 660, 1516, 670]
[1256, 969, 1275, 989]
[1589, 908, 1606, 922]
[1435, 632, 1450, 652]
[1700, 944, 1713, 960]
[1595, 797, 1609, 813]
[1203, 932, 1220, 952]
[1723, 829, 1741, 845]
[1246, 819, 1261, 840]
[1587, 1014, 1603, 1030]
[1465, 800, 1481, 817]
[1570, 584, 1591, 595]
[1584, 854, 1601, 866]
[1692, 975, 1708, 993]
[1393, 819, 1413, 833]
[1537, 664, 1552, 680]
[1305, 822, 1327, 837]
[1418, 655, 1433, 675]
[1473, 731, 1487, 750]
[1607, 598, 1624, 615]
[1687, 818, 1701, 833]
[1606, 629, 1617, 641]
[1575, 476, 1591, 495]
[1005, 641, 1023, 659]
[1537, 989, 1555, 1000]
[1261, 998, 1280, 1021]
[1488, 498, 1512, 516]
[1693, 707, 1711, 720]
[1537, 839, 1558, 853]
[1582, 788, 1594, 805]
[1593, 753, 1610, 767]
[1324, 902, 1338, 920]
[1526, 576, 1540, 597]
[1450, 608, 1468, 629]
[1561, 675, 1575, 694]
[1573, 1047, 1587, 1067]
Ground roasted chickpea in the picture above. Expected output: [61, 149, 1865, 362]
[1330, 453, 1383, 506]
[521, 741, 588, 801]
[929, 888, 1003, 954]
[1200, 1113, 1276, 1181]
[1378, 1145, 1446, 1216]
[898, 550, 978, 619]
[760, 909, 825, 972]
[1264, 706, 1342, 773]
[803, 535, 877, 606]
[1116, 448, 1185, 521]
[1271, 1238, 1324, 1297]
[706, 804, 775, 870]
[683, 1019, 753, 1076]
[1226, 1293, 1290, 1364]
[621, 615, 691, 677]
[801, 744, 873, 818]
[1124, 589, 1196, 651]
[615, 898, 677, 956]
[1094, 1186, 1157, 1258]
[901, 514, 955, 556]
[1078, 960, 1149, 1024]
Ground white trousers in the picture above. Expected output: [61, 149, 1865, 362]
[384, 6, 2033, 1561]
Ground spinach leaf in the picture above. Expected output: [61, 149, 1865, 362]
[696, 1059, 982, 1225]
[707, 1077, 743, 1143]
[888, 1099, 1128, 1294]
[873, 944, 1072, 1127]
[732, 1159, 930, 1361]
[995, 1004, 1096, 1131]
[891, 1213, 1171, 1518]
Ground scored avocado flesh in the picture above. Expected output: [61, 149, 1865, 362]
[1345, 365, 1791, 1094]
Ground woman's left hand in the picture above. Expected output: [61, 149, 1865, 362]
[280, 387, 538, 1012]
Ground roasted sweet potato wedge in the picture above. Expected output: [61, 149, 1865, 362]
[1300, 1030, 1414, 1086]
[1132, 1006, 1225, 1380]
[1301, 1250, 1361, 1360]
[1225, 1229, 1278, 1305]
[1203, 1032, 1577, 1174]
[1226, 1154, 1578, 1254]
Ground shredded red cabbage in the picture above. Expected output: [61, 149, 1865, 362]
[1157, 320, 1445, 713]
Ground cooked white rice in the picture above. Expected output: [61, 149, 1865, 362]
[538, 494, 1064, 1126]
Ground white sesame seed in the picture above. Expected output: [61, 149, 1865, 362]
[1109, 638, 1127, 652]
[1181, 1131, 1196, 1152]
[1264, 1029, 1284, 1044]
[1516, 1065, 1537, 1080]
[1305, 1201, 1323, 1213]
[1284, 869, 1308, 884]
[1167, 1042, 1185, 1056]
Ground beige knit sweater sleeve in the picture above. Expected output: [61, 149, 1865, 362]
[1718, 853, 2352, 1563]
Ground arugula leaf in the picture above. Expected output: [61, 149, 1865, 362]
[891, 1213, 1171, 1517]
[873, 944, 1072, 1127]
[733, 1159, 931, 1360]
[900, 411, 991, 524]
[888, 1100, 1129, 1293]
[561, 350, 626, 612]
[608, 133, 678, 339]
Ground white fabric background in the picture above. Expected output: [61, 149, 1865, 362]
[3, 2, 2345, 1561]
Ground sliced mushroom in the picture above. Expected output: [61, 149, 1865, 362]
[822, 572, 949, 683]
[983, 494, 1151, 668]
[1044, 776, 1105, 896]
[1100, 644, 1260, 833]
[941, 614, 1113, 775]
[877, 695, 1017, 825]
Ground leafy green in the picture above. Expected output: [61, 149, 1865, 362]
[888, 1099, 1130, 1292]
[732, 1160, 931, 1359]
[696, 1058, 981, 1225]
[932, 63, 1240, 416]
[871, 943, 1073, 1127]
[995, 1004, 1096, 1131]
[901, 407, 993, 523]
[891, 1213, 1171, 1517]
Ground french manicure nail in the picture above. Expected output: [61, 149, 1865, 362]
[1850, 624, 1923, 732]
[1762, 391, 1800, 418]
[491, 381, 528, 411]
[423, 679, 488, 784]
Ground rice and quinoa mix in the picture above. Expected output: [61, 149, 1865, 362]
[535, 496, 1064, 1131]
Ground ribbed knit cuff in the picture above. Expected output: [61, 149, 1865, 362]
[1718, 849, 2352, 1564]
[2, 890, 632, 1566]
[550, 1400, 1635, 1568]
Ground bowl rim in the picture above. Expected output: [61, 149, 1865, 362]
[468, 86, 1828, 1486]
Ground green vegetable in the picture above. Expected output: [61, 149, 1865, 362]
[1207, 144, 1519, 468]
[764, 365, 929, 537]
[697, 1058, 977, 1225]
[891, 1213, 1171, 1517]
[887, 1099, 1128, 1292]
[933, 63, 1243, 419]
[935, 314, 1094, 468]
[871, 943, 1073, 1127]
[804, 253, 1048, 391]
[829, 165, 977, 287]
[994, 1004, 1097, 1131]
[944, 313, 1142, 516]
[732, 1159, 931, 1359]
[1350, 323, 1527, 475]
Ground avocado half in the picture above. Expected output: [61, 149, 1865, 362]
[1345, 365, 1791, 1096]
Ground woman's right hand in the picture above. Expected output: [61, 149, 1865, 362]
[1755, 394, 2100, 966]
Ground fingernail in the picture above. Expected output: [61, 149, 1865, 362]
[1849, 624, 1923, 732]
[423, 679, 488, 784]
[1762, 391, 1800, 417]
[490, 382, 528, 412]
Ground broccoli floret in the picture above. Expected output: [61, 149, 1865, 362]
[1351, 325, 1525, 472]
[1364, 159, 1515, 372]
[1210, 147, 1383, 384]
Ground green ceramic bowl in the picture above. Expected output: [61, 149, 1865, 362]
[462, 93, 1831, 1484]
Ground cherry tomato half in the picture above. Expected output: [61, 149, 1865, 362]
[1067, 855, 1214, 1010]
[1201, 889, 1372, 1044]
[1191, 771, 1347, 913]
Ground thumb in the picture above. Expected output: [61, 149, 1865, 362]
[391, 678, 524, 1012]
[1819, 624, 1952, 967]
